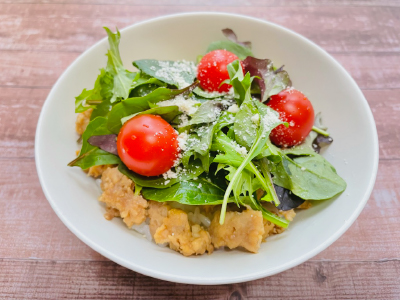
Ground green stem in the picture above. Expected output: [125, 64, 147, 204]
[312, 126, 330, 137]
[259, 159, 280, 206]
[220, 158, 249, 224]
[86, 100, 102, 105]
[260, 206, 289, 228]
[248, 162, 280, 206]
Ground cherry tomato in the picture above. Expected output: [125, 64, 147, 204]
[267, 89, 315, 148]
[197, 50, 241, 93]
[117, 114, 179, 177]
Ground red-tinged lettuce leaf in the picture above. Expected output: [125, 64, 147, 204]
[312, 135, 333, 153]
[274, 184, 305, 211]
[88, 134, 118, 155]
[68, 117, 121, 169]
[222, 28, 252, 49]
[242, 56, 292, 102]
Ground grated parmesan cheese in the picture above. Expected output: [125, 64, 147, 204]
[155, 60, 196, 89]
[158, 95, 199, 116]
[228, 104, 239, 113]
[251, 113, 260, 124]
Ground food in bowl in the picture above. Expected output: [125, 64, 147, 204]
[69, 27, 346, 256]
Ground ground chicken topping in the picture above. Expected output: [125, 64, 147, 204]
[209, 209, 265, 253]
[152, 208, 214, 256]
[85, 164, 114, 178]
[280, 209, 296, 222]
[148, 201, 169, 237]
[99, 167, 148, 227]
[75, 108, 92, 135]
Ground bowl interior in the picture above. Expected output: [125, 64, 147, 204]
[36, 13, 378, 284]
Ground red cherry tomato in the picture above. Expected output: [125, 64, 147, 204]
[117, 114, 179, 177]
[267, 89, 315, 148]
[197, 50, 241, 93]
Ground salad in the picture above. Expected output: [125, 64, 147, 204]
[69, 27, 346, 256]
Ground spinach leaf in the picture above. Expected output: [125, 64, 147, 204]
[142, 177, 227, 205]
[222, 28, 252, 49]
[68, 117, 121, 169]
[133, 59, 196, 88]
[129, 75, 167, 97]
[104, 27, 136, 103]
[271, 147, 347, 200]
[107, 81, 198, 133]
[120, 106, 181, 125]
[207, 40, 253, 60]
[193, 87, 227, 99]
[118, 160, 204, 189]
[243, 56, 291, 102]
[68, 148, 121, 170]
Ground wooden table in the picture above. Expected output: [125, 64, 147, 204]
[1, 1, 399, 299]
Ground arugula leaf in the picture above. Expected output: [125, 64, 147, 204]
[214, 111, 235, 132]
[243, 56, 291, 102]
[226, 60, 253, 105]
[206, 40, 253, 60]
[121, 106, 181, 125]
[104, 27, 136, 103]
[75, 69, 111, 113]
[142, 177, 228, 205]
[89, 71, 117, 120]
[271, 147, 347, 200]
[133, 59, 196, 89]
[68, 117, 121, 169]
[220, 93, 283, 224]
[212, 131, 280, 209]
[118, 160, 204, 189]
[107, 81, 199, 133]
[181, 123, 216, 172]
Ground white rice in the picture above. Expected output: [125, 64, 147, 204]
[131, 218, 152, 241]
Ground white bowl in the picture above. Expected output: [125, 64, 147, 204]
[35, 12, 379, 284]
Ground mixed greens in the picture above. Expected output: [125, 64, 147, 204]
[69, 27, 346, 228]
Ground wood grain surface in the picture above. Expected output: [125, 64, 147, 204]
[0, 1, 399, 299]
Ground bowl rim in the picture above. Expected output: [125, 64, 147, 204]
[35, 11, 379, 285]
